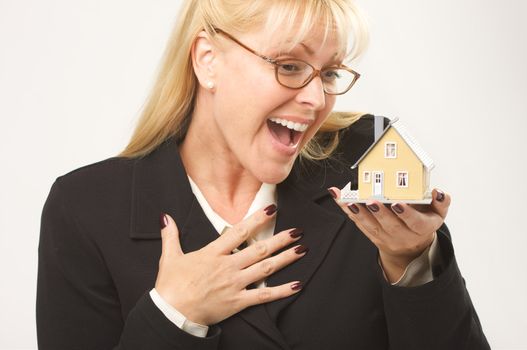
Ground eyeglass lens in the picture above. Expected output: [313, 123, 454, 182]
[275, 60, 357, 94]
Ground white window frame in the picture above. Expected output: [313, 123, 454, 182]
[396, 171, 409, 188]
[385, 142, 397, 158]
[363, 171, 371, 183]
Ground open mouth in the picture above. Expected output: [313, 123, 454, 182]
[267, 117, 308, 147]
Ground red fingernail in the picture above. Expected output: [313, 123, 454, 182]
[295, 245, 308, 255]
[392, 203, 404, 214]
[436, 190, 445, 202]
[264, 204, 277, 216]
[348, 203, 360, 214]
[367, 203, 380, 213]
[327, 188, 337, 199]
[291, 282, 303, 291]
[160, 213, 168, 229]
[289, 228, 304, 238]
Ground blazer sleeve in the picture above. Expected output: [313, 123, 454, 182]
[381, 224, 490, 350]
[36, 179, 221, 350]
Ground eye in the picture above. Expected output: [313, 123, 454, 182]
[322, 68, 342, 82]
[281, 64, 300, 72]
[276, 60, 309, 75]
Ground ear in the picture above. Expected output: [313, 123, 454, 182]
[191, 31, 217, 90]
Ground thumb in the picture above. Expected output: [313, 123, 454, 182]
[430, 189, 451, 220]
[327, 187, 341, 201]
[160, 213, 183, 256]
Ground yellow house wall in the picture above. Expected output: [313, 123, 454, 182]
[358, 128, 425, 200]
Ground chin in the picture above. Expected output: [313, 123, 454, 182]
[253, 162, 295, 184]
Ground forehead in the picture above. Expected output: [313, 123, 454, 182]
[261, 2, 350, 54]
[248, 22, 348, 60]
[209, 0, 366, 61]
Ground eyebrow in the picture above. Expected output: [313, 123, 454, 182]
[300, 43, 315, 55]
[299, 42, 340, 60]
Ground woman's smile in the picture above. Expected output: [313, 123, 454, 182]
[266, 116, 311, 156]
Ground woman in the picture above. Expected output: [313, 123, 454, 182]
[37, 0, 490, 349]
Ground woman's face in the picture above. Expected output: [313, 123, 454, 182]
[208, 25, 344, 184]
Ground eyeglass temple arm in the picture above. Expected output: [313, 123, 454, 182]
[213, 28, 278, 64]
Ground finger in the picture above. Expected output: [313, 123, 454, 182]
[160, 213, 183, 257]
[234, 228, 304, 268]
[331, 195, 390, 247]
[208, 204, 277, 255]
[240, 281, 303, 309]
[329, 186, 359, 217]
[328, 186, 374, 225]
[344, 202, 387, 245]
[327, 187, 341, 201]
[364, 201, 412, 237]
[238, 242, 307, 286]
[430, 188, 451, 220]
[390, 202, 445, 235]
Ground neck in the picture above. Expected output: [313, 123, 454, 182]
[180, 96, 261, 224]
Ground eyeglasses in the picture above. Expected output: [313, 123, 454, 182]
[214, 29, 360, 95]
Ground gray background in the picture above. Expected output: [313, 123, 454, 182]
[1, 0, 525, 348]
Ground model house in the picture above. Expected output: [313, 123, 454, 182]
[341, 117, 434, 204]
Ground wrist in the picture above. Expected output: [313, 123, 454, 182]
[154, 285, 209, 325]
[378, 253, 412, 283]
[378, 236, 435, 283]
[154, 287, 210, 326]
[379, 247, 427, 283]
[180, 308, 209, 327]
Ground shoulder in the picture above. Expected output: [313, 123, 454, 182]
[56, 156, 135, 188]
[46, 156, 137, 219]
[53, 156, 136, 201]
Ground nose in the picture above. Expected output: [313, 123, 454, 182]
[295, 75, 326, 111]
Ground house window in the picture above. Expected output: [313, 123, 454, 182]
[385, 142, 397, 158]
[363, 171, 371, 183]
[397, 171, 409, 187]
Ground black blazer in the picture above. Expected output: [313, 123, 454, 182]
[37, 115, 490, 349]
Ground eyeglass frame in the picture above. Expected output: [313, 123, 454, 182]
[213, 28, 361, 95]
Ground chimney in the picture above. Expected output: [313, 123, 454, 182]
[374, 115, 384, 142]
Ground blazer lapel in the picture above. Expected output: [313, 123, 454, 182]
[237, 306, 292, 350]
[264, 180, 346, 321]
[235, 180, 346, 348]
[129, 137, 218, 249]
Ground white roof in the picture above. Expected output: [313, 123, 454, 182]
[351, 118, 435, 170]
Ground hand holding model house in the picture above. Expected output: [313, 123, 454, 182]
[332, 116, 450, 283]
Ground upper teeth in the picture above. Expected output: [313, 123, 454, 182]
[269, 117, 308, 132]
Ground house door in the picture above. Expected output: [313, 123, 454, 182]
[373, 171, 383, 197]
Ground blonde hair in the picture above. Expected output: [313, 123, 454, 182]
[119, 0, 369, 160]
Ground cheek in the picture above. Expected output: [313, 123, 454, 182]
[319, 96, 337, 127]
[324, 95, 337, 115]
[215, 79, 291, 141]
[308, 97, 337, 134]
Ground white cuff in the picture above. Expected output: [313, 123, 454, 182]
[391, 232, 442, 287]
[149, 289, 209, 337]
